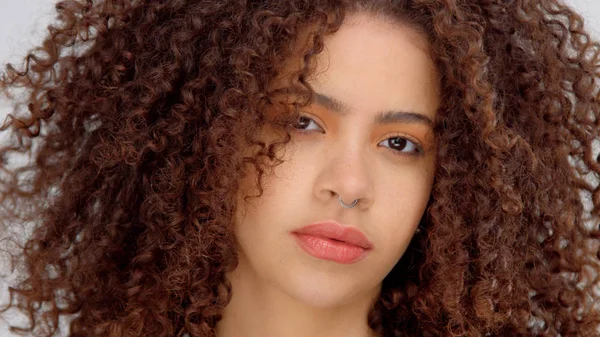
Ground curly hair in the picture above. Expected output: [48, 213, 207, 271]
[0, 0, 599, 336]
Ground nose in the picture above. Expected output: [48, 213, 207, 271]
[313, 145, 375, 210]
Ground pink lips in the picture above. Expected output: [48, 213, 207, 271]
[291, 221, 373, 264]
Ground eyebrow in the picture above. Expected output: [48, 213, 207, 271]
[313, 91, 434, 127]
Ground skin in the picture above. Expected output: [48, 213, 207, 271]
[217, 12, 440, 337]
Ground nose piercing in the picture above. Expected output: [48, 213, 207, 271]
[338, 195, 359, 208]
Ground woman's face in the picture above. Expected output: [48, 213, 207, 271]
[233, 13, 440, 308]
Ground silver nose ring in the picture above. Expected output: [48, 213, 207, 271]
[338, 196, 359, 208]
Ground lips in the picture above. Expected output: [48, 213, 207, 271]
[291, 221, 373, 249]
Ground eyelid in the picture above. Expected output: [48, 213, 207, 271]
[295, 113, 326, 133]
[292, 114, 427, 156]
[378, 132, 425, 156]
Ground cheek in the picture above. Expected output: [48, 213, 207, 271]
[385, 155, 435, 199]
[379, 161, 434, 230]
[384, 186, 429, 225]
[377, 181, 430, 261]
[235, 156, 305, 223]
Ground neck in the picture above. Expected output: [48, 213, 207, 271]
[216, 254, 381, 337]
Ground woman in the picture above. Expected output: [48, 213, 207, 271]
[0, 0, 598, 336]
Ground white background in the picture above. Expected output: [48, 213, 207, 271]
[0, 0, 598, 336]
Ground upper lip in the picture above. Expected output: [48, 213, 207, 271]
[291, 221, 373, 249]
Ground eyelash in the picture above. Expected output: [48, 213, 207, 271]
[292, 115, 425, 157]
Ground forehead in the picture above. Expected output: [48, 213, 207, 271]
[308, 13, 440, 121]
[266, 12, 440, 128]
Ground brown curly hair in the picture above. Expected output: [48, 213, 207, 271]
[1, 0, 600, 336]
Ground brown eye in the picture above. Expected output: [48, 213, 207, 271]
[389, 137, 408, 151]
[379, 136, 423, 155]
[295, 116, 311, 129]
[293, 115, 323, 132]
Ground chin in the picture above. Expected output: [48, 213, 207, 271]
[276, 266, 376, 309]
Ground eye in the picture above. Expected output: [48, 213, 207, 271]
[293, 115, 324, 133]
[378, 136, 423, 156]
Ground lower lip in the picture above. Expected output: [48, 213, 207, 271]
[292, 233, 370, 264]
